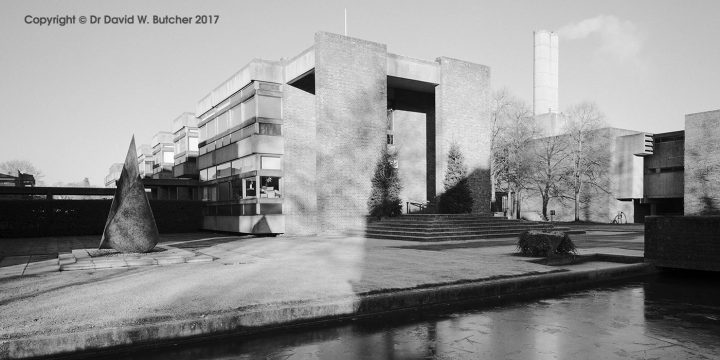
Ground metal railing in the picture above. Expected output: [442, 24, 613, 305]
[406, 200, 429, 214]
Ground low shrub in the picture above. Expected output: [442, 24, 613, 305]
[517, 230, 577, 257]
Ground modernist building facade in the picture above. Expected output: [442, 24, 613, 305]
[151, 132, 175, 179]
[192, 32, 492, 235]
[172, 112, 200, 179]
[524, 110, 719, 223]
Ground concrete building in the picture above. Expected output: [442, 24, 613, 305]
[195, 32, 492, 235]
[616, 131, 683, 221]
[171, 113, 200, 179]
[137, 144, 153, 179]
[0, 172, 36, 187]
[104, 163, 123, 187]
[600, 109, 720, 221]
[151, 132, 175, 179]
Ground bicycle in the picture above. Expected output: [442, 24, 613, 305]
[611, 211, 627, 224]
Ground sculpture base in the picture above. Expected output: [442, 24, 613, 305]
[59, 246, 213, 271]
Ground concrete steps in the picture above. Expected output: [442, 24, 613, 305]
[362, 214, 570, 242]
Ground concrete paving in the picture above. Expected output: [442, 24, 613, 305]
[0, 231, 648, 359]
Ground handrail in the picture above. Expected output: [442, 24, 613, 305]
[406, 200, 429, 214]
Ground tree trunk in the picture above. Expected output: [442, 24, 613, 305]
[574, 191, 580, 222]
[541, 195, 549, 221]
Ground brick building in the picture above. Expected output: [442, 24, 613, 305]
[193, 32, 492, 235]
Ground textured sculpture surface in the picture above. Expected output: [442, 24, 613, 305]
[98, 136, 159, 253]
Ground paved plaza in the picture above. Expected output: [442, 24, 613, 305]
[0, 225, 645, 358]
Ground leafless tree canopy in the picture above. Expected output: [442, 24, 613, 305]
[491, 93, 612, 221]
[0, 160, 43, 183]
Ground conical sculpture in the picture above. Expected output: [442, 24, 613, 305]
[99, 136, 159, 253]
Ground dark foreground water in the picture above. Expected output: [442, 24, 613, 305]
[106, 272, 720, 360]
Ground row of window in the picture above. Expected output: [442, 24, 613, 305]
[199, 95, 281, 143]
[175, 134, 199, 155]
[199, 122, 282, 156]
[201, 203, 282, 216]
[200, 155, 281, 181]
[153, 150, 175, 166]
[201, 176, 281, 202]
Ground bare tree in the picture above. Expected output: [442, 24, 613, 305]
[490, 89, 511, 200]
[493, 94, 537, 219]
[0, 160, 44, 184]
[528, 133, 570, 220]
[563, 102, 611, 221]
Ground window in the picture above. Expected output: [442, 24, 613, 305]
[200, 168, 208, 181]
[242, 96, 256, 122]
[163, 151, 174, 164]
[232, 179, 243, 200]
[216, 162, 231, 178]
[260, 203, 282, 214]
[216, 112, 229, 136]
[260, 176, 280, 198]
[257, 95, 281, 119]
[189, 137, 199, 152]
[229, 103, 242, 128]
[261, 156, 281, 170]
[259, 123, 281, 136]
[206, 119, 216, 139]
[232, 155, 256, 174]
[218, 182, 231, 201]
[199, 125, 207, 143]
[242, 203, 256, 215]
[207, 166, 216, 180]
[230, 160, 241, 176]
[244, 177, 256, 197]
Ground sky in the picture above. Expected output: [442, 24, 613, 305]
[1, 0, 719, 186]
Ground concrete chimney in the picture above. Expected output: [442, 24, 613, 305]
[533, 30, 559, 116]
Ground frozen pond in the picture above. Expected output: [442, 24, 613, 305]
[106, 272, 720, 360]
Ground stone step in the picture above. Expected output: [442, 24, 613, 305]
[363, 229, 575, 242]
[366, 223, 548, 231]
[363, 232, 523, 242]
[359, 213, 572, 241]
[369, 219, 523, 226]
[365, 226, 553, 235]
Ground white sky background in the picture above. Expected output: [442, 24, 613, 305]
[1, 0, 719, 186]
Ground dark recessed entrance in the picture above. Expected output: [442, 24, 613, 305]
[387, 76, 437, 211]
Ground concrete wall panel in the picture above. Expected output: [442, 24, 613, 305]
[685, 110, 720, 215]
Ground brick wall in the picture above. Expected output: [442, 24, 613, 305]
[645, 215, 720, 271]
[435, 57, 492, 214]
[282, 84, 318, 234]
[314, 32, 388, 232]
[684, 110, 720, 215]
